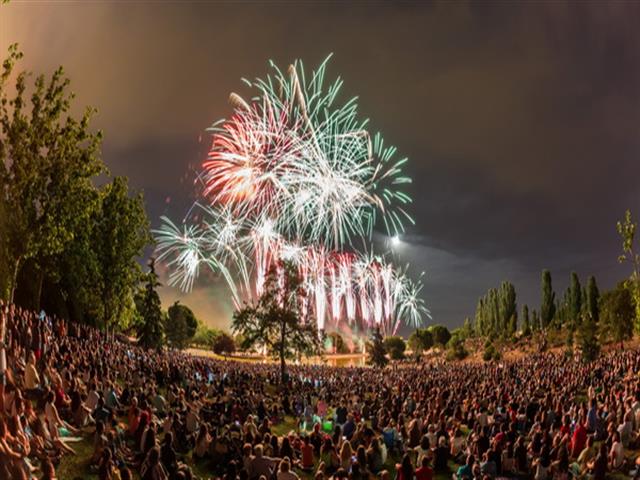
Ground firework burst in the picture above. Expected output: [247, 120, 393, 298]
[155, 56, 428, 335]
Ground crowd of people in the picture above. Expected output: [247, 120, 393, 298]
[1, 301, 640, 480]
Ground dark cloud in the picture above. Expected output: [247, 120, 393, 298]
[2, 1, 638, 330]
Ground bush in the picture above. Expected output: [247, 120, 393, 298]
[445, 330, 468, 361]
[428, 325, 451, 347]
[447, 339, 468, 361]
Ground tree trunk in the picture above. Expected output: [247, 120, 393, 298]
[280, 319, 287, 384]
[35, 269, 44, 311]
[8, 256, 21, 304]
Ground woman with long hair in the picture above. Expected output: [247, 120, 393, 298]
[395, 453, 414, 480]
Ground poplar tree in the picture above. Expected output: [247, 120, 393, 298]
[540, 270, 556, 329]
[586, 276, 599, 324]
[521, 304, 531, 336]
[568, 272, 582, 331]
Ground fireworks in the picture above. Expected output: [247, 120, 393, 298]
[155, 56, 429, 336]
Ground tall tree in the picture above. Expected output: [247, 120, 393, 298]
[507, 313, 518, 338]
[165, 301, 198, 349]
[540, 270, 556, 329]
[232, 261, 321, 383]
[474, 297, 486, 337]
[617, 210, 640, 332]
[578, 311, 599, 362]
[367, 327, 388, 368]
[498, 281, 517, 336]
[568, 272, 582, 331]
[473, 281, 517, 339]
[600, 282, 634, 348]
[462, 317, 474, 338]
[0, 44, 105, 304]
[531, 309, 540, 332]
[521, 304, 531, 336]
[94, 177, 150, 330]
[586, 276, 600, 325]
[136, 259, 165, 350]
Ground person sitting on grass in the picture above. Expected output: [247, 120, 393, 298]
[276, 457, 299, 480]
[395, 453, 414, 480]
[454, 454, 474, 480]
[609, 430, 625, 471]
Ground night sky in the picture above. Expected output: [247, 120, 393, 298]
[2, 2, 639, 332]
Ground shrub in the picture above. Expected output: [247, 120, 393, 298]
[483, 343, 497, 362]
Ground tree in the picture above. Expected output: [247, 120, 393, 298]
[472, 281, 517, 339]
[578, 312, 599, 362]
[0, 45, 105, 304]
[446, 331, 468, 361]
[384, 336, 406, 360]
[531, 309, 540, 332]
[568, 272, 582, 331]
[165, 301, 198, 349]
[600, 283, 634, 348]
[474, 298, 487, 337]
[521, 304, 531, 336]
[428, 324, 451, 347]
[462, 317, 474, 338]
[192, 323, 222, 349]
[540, 270, 556, 329]
[586, 276, 600, 324]
[408, 328, 433, 356]
[555, 289, 569, 329]
[507, 313, 518, 338]
[407, 331, 422, 359]
[617, 210, 640, 332]
[367, 327, 388, 368]
[93, 177, 150, 330]
[232, 261, 321, 383]
[136, 259, 165, 350]
[483, 343, 499, 362]
[417, 328, 434, 349]
[212, 332, 236, 357]
[498, 281, 517, 337]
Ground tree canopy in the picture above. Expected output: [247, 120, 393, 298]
[617, 210, 640, 332]
[0, 45, 150, 330]
[166, 301, 198, 349]
[600, 282, 634, 347]
[0, 44, 105, 304]
[428, 324, 451, 347]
